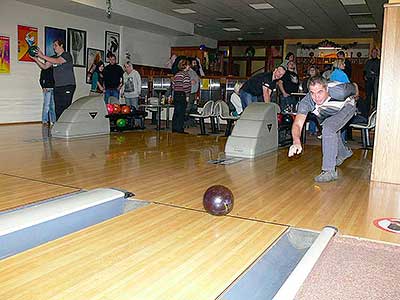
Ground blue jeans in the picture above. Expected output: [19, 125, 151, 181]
[240, 90, 258, 110]
[125, 97, 139, 109]
[104, 89, 120, 104]
[42, 88, 56, 123]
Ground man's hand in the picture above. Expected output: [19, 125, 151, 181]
[288, 143, 302, 157]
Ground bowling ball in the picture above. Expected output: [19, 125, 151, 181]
[203, 185, 234, 216]
[121, 106, 131, 114]
[106, 104, 114, 114]
[28, 45, 39, 57]
[116, 118, 127, 128]
[277, 113, 283, 125]
[113, 104, 121, 114]
[282, 114, 293, 127]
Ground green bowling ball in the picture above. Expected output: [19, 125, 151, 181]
[116, 118, 127, 128]
[28, 46, 39, 57]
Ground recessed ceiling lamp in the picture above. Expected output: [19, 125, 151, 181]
[286, 25, 304, 30]
[339, 0, 366, 5]
[172, 8, 196, 14]
[223, 27, 241, 32]
[249, 3, 274, 10]
[357, 23, 377, 29]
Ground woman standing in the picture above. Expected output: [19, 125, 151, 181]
[90, 61, 105, 95]
[33, 39, 76, 120]
[172, 59, 191, 133]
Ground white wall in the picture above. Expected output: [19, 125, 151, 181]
[0, 0, 177, 123]
[174, 35, 218, 49]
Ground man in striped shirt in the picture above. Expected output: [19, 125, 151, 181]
[288, 76, 358, 182]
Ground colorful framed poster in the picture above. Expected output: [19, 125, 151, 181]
[17, 25, 38, 62]
[0, 36, 10, 74]
[86, 48, 104, 84]
[105, 31, 120, 63]
[67, 28, 87, 67]
[45, 26, 66, 57]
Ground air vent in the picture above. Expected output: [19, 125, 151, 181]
[171, 0, 195, 4]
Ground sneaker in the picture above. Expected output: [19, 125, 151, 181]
[317, 135, 322, 140]
[314, 170, 338, 182]
[336, 150, 353, 166]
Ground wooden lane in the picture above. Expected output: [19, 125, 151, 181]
[0, 174, 78, 211]
[0, 204, 287, 300]
[0, 125, 398, 244]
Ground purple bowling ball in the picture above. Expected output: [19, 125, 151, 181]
[203, 185, 234, 216]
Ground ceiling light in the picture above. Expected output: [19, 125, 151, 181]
[195, 23, 203, 28]
[172, 8, 196, 14]
[223, 27, 241, 32]
[249, 3, 274, 10]
[357, 23, 377, 29]
[286, 25, 304, 30]
[348, 12, 372, 16]
[340, 0, 366, 5]
[217, 18, 236, 22]
[237, 37, 244, 41]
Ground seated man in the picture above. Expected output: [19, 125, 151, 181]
[288, 76, 358, 182]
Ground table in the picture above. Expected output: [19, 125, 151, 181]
[140, 104, 172, 130]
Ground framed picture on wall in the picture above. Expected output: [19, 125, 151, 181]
[45, 26, 66, 57]
[0, 35, 10, 74]
[86, 48, 105, 84]
[17, 25, 38, 62]
[67, 28, 87, 67]
[105, 31, 120, 63]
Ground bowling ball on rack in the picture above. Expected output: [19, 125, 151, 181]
[28, 45, 39, 57]
[282, 114, 293, 127]
[203, 185, 234, 216]
[121, 106, 131, 114]
[106, 104, 114, 115]
[277, 113, 283, 125]
[116, 118, 127, 128]
[113, 104, 121, 114]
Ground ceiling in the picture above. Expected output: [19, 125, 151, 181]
[126, 0, 387, 40]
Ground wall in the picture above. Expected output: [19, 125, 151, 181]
[0, 0, 182, 123]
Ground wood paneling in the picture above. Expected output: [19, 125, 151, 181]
[0, 204, 286, 300]
[0, 124, 399, 244]
[0, 174, 78, 211]
[372, 3, 400, 183]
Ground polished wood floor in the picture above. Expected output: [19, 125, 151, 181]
[0, 123, 399, 299]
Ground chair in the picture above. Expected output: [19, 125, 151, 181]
[190, 100, 214, 135]
[350, 110, 376, 148]
[211, 100, 223, 133]
[147, 97, 161, 125]
[217, 101, 240, 136]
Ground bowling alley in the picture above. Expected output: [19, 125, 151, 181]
[1, 0, 400, 299]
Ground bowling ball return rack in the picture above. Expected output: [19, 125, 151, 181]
[106, 110, 147, 132]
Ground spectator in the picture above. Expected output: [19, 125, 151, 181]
[284, 52, 297, 73]
[122, 61, 141, 109]
[187, 57, 201, 117]
[90, 61, 105, 96]
[103, 53, 124, 104]
[172, 58, 191, 133]
[240, 66, 286, 110]
[302, 65, 319, 93]
[277, 61, 300, 111]
[322, 64, 333, 80]
[364, 48, 380, 112]
[330, 59, 350, 83]
[337, 50, 352, 80]
[39, 66, 56, 126]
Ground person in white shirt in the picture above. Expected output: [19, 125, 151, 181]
[122, 61, 141, 109]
